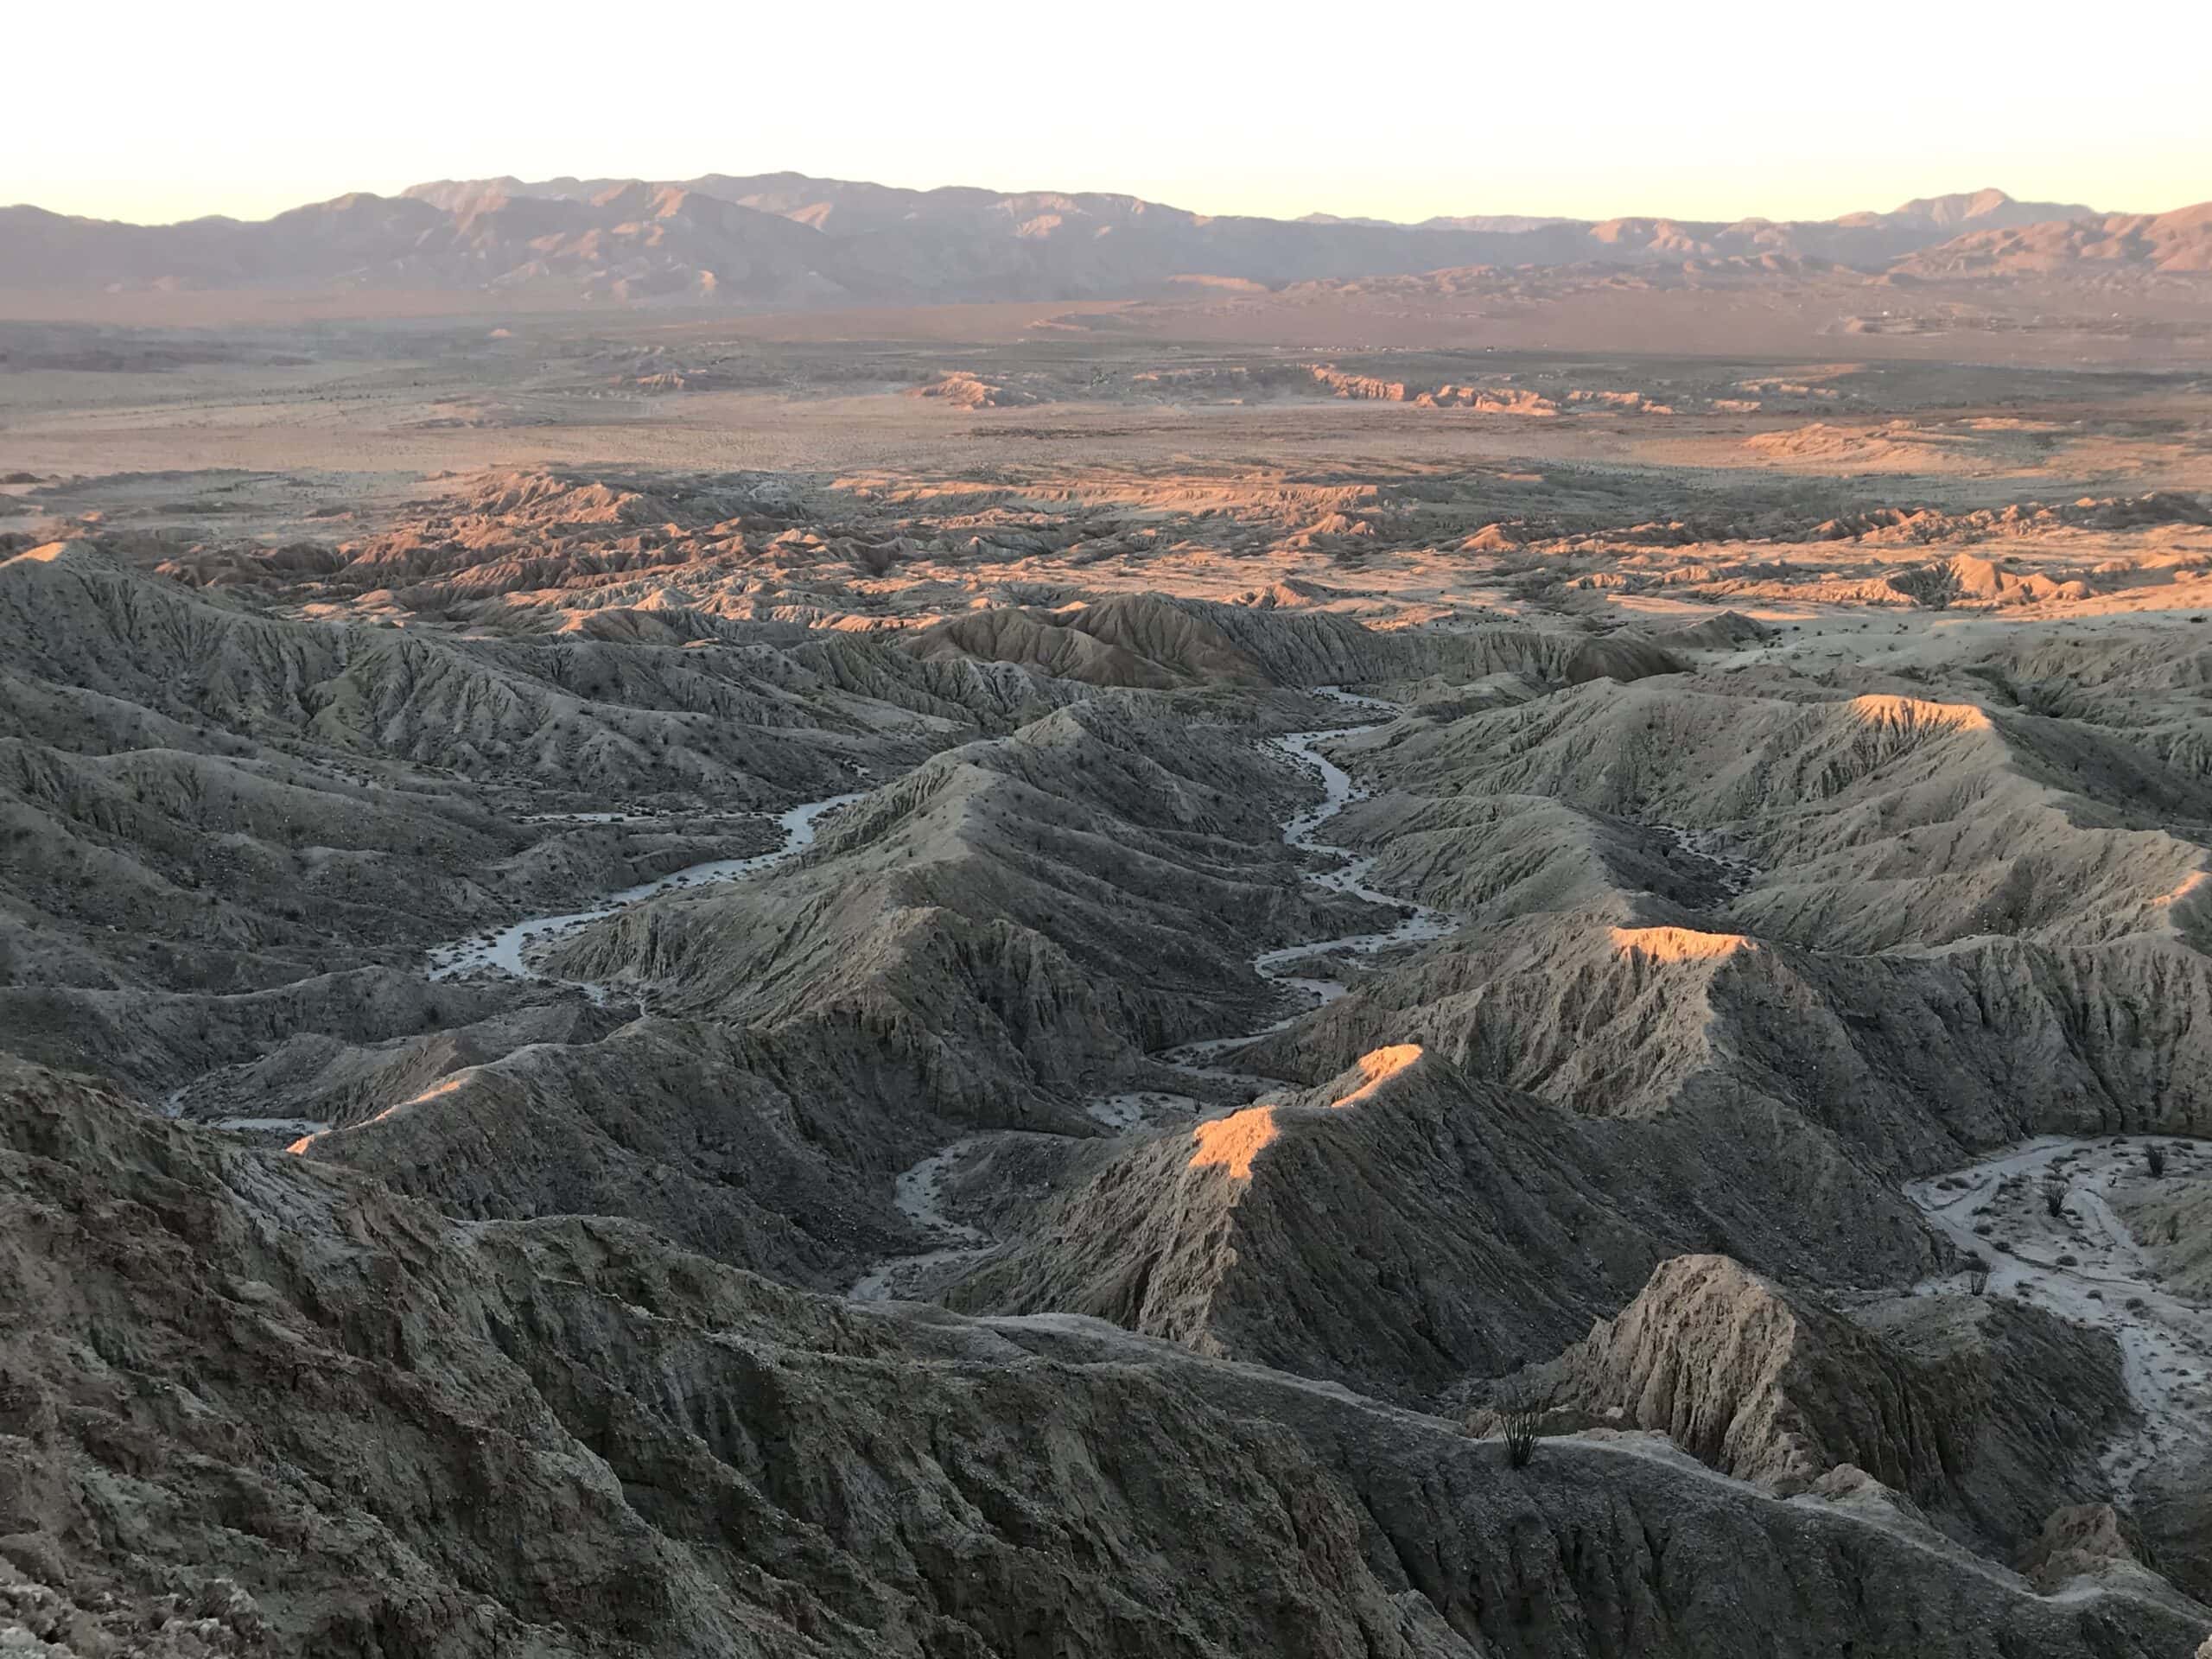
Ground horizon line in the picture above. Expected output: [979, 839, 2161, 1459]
[7, 170, 2181, 236]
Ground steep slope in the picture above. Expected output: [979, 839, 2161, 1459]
[4, 1059, 2203, 1659]
[0, 968, 519, 1097]
[950, 1047, 1942, 1399]
[277, 689, 1422, 1291]
[0, 540, 953, 804]
[1334, 683, 2212, 955]
[1244, 680, 2212, 1172]
[901, 594, 1682, 690]
[0, 532, 1089, 1018]
[278, 1016, 933, 1287]
[542, 696, 1389, 1090]
[1478, 1255, 2131, 1558]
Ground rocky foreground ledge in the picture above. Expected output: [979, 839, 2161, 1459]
[3, 1056, 2207, 1658]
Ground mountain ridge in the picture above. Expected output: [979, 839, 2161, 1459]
[6, 173, 2202, 308]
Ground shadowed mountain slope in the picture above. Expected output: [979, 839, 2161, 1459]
[950, 1046, 1943, 1399]
[4, 1058, 2203, 1659]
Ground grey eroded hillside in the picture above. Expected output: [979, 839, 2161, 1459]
[6, 344, 2212, 1654]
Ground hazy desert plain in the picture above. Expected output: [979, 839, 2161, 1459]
[7, 172, 2212, 1658]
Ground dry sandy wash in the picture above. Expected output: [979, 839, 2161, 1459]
[4, 302, 2212, 1658]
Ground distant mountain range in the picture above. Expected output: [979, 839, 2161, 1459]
[3, 174, 2206, 308]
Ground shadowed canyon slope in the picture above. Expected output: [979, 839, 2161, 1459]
[11, 1059, 2209, 1658]
[7, 303, 2212, 1656]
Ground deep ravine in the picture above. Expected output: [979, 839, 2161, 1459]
[849, 687, 1459, 1300]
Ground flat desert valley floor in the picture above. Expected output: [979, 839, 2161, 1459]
[10, 306, 2212, 1657]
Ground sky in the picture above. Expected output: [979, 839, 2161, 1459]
[13, 0, 2212, 226]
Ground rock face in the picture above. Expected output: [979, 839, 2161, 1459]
[1861, 1293, 2138, 1556]
[952, 1049, 1942, 1399]
[0, 533, 1000, 1007]
[279, 1017, 933, 1287]
[1248, 675, 2212, 1171]
[1505, 1255, 1966, 1492]
[542, 697, 1389, 1090]
[14, 368, 2212, 1650]
[4, 1059, 2205, 1659]
[1479, 1255, 2130, 1559]
[899, 594, 1683, 692]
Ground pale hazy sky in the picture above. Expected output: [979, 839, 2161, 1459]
[15, 0, 2211, 226]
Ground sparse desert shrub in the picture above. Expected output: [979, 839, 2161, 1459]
[1965, 1257, 1992, 1296]
[1502, 1408, 1540, 1469]
[2043, 1173, 2069, 1217]
[1888, 563, 1964, 609]
[2058, 1253, 2080, 1268]
[2147, 1142, 2167, 1178]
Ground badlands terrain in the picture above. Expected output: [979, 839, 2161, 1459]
[7, 196, 2212, 1654]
